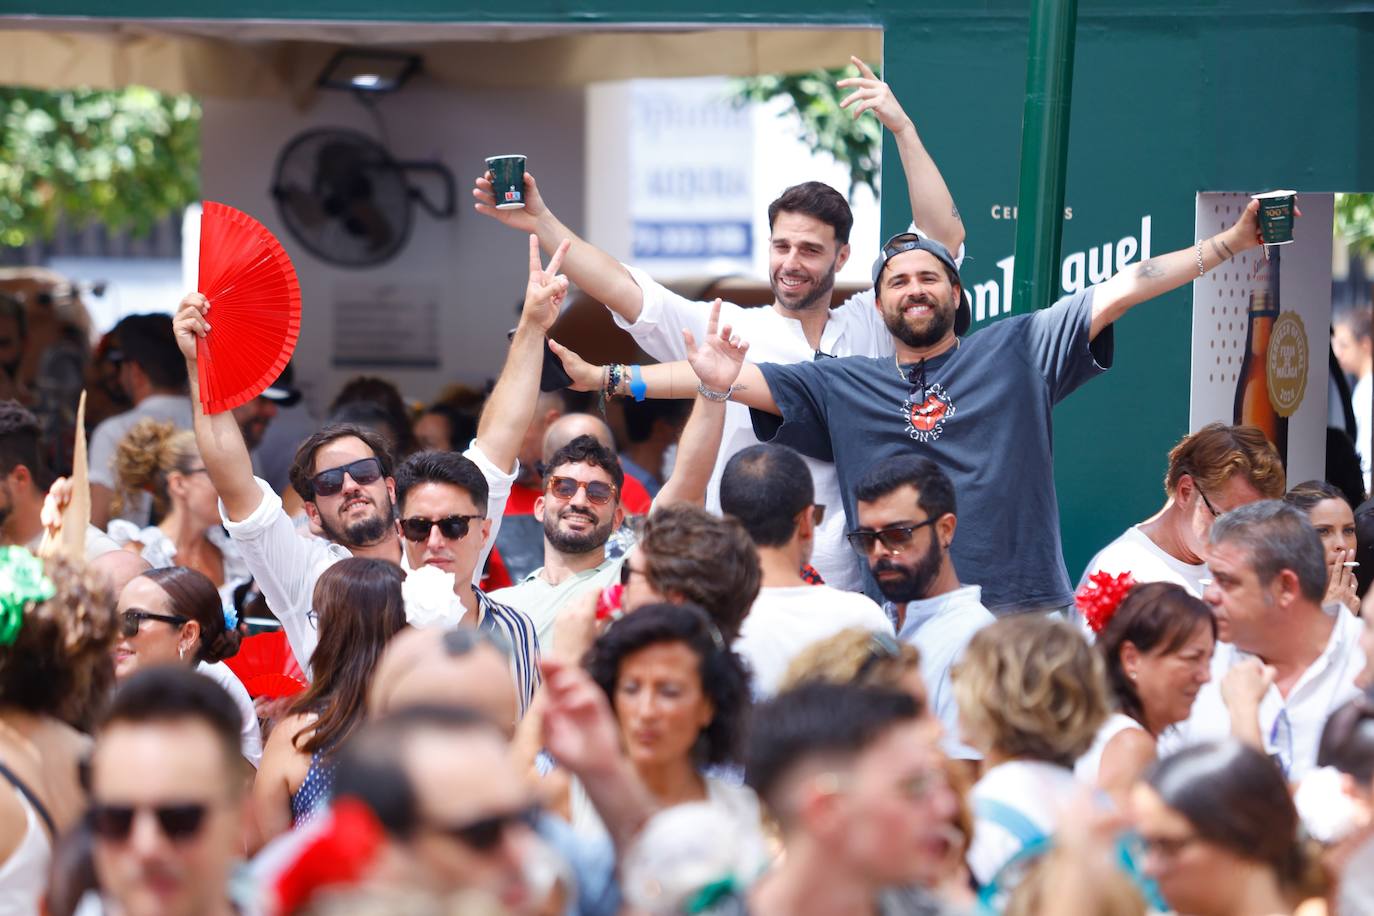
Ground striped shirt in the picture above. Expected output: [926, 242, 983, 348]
[471, 586, 542, 716]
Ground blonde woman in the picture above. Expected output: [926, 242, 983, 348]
[954, 615, 1109, 894]
[108, 418, 249, 608]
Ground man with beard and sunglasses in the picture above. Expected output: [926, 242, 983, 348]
[86, 666, 251, 916]
[490, 434, 627, 651]
[849, 455, 992, 762]
[173, 235, 571, 676]
[475, 59, 964, 595]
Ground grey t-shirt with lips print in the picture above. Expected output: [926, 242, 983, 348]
[750, 286, 1110, 611]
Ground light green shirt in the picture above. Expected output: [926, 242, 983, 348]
[490, 555, 624, 652]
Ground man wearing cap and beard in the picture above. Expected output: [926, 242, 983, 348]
[563, 202, 1271, 615]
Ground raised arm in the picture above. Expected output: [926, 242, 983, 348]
[475, 235, 571, 475]
[1090, 199, 1266, 340]
[838, 56, 964, 254]
[473, 172, 647, 324]
[655, 301, 750, 508]
[172, 293, 265, 521]
[547, 335, 778, 415]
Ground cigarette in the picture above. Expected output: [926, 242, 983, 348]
[1343, 561, 1360, 568]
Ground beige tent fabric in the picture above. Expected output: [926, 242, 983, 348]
[0, 22, 879, 98]
[37, 390, 89, 564]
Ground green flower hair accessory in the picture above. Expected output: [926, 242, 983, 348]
[0, 546, 55, 647]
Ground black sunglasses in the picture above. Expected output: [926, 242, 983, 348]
[120, 609, 189, 639]
[400, 514, 483, 542]
[436, 804, 540, 851]
[310, 457, 384, 497]
[90, 802, 208, 842]
[881, 232, 925, 260]
[545, 475, 616, 506]
[845, 519, 939, 556]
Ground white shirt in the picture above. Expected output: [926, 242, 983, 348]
[105, 520, 251, 611]
[613, 232, 965, 592]
[1354, 374, 1371, 493]
[1074, 712, 1146, 790]
[219, 441, 515, 676]
[893, 585, 995, 760]
[198, 660, 263, 768]
[733, 584, 890, 699]
[968, 760, 1083, 886]
[1167, 608, 1366, 782]
[1079, 525, 1210, 597]
[87, 394, 194, 523]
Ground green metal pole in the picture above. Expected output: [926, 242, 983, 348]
[1009, 0, 1078, 315]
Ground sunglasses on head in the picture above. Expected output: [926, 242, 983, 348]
[845, 518, 939, 556]
[545, 475, 616, 506]
[120, 609, 189, 639]
[90, 802, 208, 842]
[400, 514, 482, 542]
[310, 457, 384, 497]
[436, 804, 540, 851]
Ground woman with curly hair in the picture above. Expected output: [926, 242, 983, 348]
[953, 615, 1109, 893]
[253, 558, 408, 843]
[107, 418, 249, 607]
[113, 567, 260, 767]
[0, 550, 118, 910]
[547, 603, 759, 846]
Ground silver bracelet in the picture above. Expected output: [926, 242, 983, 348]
[1195, 241, 1206, 276]
[696, 382, 734, 402]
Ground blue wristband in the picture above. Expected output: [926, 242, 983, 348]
[629, 364, 647, 402]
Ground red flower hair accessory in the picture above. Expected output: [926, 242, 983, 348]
[1075, 571, 1137, 634]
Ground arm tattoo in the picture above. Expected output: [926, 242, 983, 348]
[951, 205, 962, 221]
[1136, 260, 1165, 279]
[1218, 238, 1235, 258]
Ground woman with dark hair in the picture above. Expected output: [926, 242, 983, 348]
[252, 558, 407, 843]
[1075, 582, 1216, 802]
[0, 551, 117, 911]
[1132, 740, 1315, 916]
[1285, 480, 1360, 613]
[113, 566, 261, 766]
[550, 602, 758, 844]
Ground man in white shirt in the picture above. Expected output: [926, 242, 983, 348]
[849, 455, 994, 761]
[173, 235, 567, 678]
[1080, 422, 1286, 600]
[89, 313, 193, 527]
[474, 62, 964, 591]
[721, 443, 890, 699]
[1332, 304, 1372, 492]
[1178, 501, 1366, 781]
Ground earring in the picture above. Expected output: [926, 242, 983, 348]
[178, 645, 187, 661]
[1129, 672, 1137, 681]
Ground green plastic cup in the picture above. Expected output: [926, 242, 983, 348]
[486, 155, 527, 210]
[1252, 190, 1296, 245]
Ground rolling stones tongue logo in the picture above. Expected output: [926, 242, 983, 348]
[900, 383, 956, 442]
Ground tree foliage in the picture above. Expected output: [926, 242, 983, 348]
[1335, 193, 1374, 258]
[733, 65, 880, 199]
[0, 87, 201, 249]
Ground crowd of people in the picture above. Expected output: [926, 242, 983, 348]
[1, 58, 1374, 916]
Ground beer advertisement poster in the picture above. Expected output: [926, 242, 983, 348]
[1189, 192, 1335, 483]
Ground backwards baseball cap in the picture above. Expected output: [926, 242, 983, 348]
[871, 233, 972, 336]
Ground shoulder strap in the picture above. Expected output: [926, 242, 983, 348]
[973, 798, 1047, 848]
[0, 760, 57, 839]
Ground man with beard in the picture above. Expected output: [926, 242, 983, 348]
[173, 235, 569, 675]
[475, 60, 964, 593]
[850, 455, 992, 761]
[490, 434, 627, 651]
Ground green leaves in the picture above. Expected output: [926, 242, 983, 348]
[1335, 193, 1374, 258]
[0, 87, 201, 249]
[732, 64, 880, 200]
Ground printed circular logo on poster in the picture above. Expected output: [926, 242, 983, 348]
[1266, 311, 1307, 418]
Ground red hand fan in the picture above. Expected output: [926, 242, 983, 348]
[196, 201, 302, 414]
[223, 631, 307, 699]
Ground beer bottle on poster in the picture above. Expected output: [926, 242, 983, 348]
[1232, 250, 1288, 464]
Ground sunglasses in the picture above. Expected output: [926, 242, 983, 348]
[120, 609, 189, 639]
[436, 804, 540, 851]
[310, 457, 384, 498]
[400, 514, 482, 542]
[845, 519, 939, 556]
[545, 475, 616, 506]
[881, 232, 925, 260]
[90, 802, 208, 842]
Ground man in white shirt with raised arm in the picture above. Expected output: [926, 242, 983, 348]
[473, 58, 964, 590]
